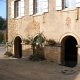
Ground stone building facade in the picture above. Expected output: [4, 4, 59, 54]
[7, 0, 80, 67]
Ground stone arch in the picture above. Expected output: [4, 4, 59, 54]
[33, 33, 45, 39]
[13, 34, 23, 43]
[59, 33, 80, 44]
[60, 33, 79, 67]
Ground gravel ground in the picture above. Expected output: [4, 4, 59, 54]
[0, 47, 80, 80]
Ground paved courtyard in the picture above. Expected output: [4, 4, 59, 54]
[0, 47, 80, 80]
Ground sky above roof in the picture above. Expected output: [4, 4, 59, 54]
[0, 0, 6, 19]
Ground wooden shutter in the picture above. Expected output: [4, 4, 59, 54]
[43, 0, 48, 12]
[19, 1, 21, 17]
[29, 0, 33, 15]
[11, 1, 14, 18]
[56, 0, 62, 10]
[76, 0, 80, 7]
[21, 0, 24, 16]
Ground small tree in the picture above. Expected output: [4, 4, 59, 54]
[28, 33, 45, 61]
[27, 36, 36, 54]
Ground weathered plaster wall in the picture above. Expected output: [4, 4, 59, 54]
[8, 0, 80, 63]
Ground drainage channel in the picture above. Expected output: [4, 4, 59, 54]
[62, 70, 76, 75]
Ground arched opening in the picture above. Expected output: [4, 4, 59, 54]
[61, 36, 78, 67]
[14, 36, 22, 58]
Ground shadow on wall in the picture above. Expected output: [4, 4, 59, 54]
[22, 45, 45, 60]
[4, 46, 33, 59]
[22, 46, 33, 58]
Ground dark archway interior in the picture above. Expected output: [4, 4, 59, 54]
[65, 36, 77, 67]
[14, 37, 22, 58]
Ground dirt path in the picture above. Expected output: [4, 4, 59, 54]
[0, 47, 80, 80]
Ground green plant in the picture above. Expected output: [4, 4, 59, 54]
[28, 33, 45, 61]
[27, 33, 45, 53]
[27, 36, 36, 45]
[28, 33, 45, 45]
[35, 33, 45, 45]
[29, 52, 45, 61]
[4, 52, 13, 57]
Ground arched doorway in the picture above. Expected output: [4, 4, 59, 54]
[14, 36, 22, 58]
[61, 36, 77, 67]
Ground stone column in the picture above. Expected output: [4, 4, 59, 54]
[58, 47, 61, 64]
[12, 43, 14, 56]
[78, 47, 80, 65]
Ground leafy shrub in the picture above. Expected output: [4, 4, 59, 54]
[29, 52, 45, 61]
[4, 52, 13, 57]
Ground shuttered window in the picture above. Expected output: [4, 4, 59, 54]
[29, 0, 48, 15]
[16, 0, 24, 17]
[35, 0, 43, 13]
[43, 0, 48, 12]
[76, 0, 80, 7]
[11, 0, 24, 18]
[64, 0, 76, 8]
[29, 0, 33, 15]
[16, 1, 21, 17]
[56, 0, 62, 10]
[21, 0, 24, 16]
[11, 1, 14, 18]
[56, 0, 80, 10]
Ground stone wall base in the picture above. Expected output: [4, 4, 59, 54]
[44, 46, 60, 63]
